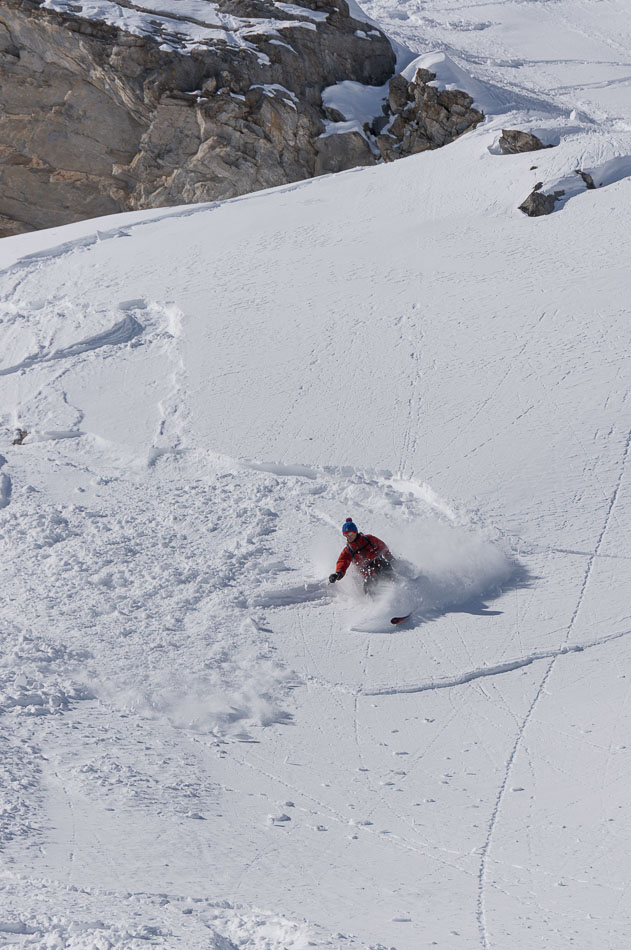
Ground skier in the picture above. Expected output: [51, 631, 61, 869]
[329, 518, 394, 593]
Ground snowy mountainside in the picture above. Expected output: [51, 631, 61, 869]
[1, 1, 631, 947]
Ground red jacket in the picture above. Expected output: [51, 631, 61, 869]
[336, 533, 391, 577]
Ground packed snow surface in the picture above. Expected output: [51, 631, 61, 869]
[1, 0, 631, 948]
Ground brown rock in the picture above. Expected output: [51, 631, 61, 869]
[375, 133, 398, 162]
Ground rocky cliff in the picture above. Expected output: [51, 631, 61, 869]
[0, 0, 483, 236]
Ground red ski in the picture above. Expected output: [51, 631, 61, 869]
[390, 613, 411, 625]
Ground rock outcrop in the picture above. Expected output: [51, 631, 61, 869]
[315, 66, 484, 171]
[1, 0, 398, 235]
[376, 68, 483, 160]
[0, 0, 485, 235]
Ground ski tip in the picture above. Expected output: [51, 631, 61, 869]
[390, 613, 411, 625]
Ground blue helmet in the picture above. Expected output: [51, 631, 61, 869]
[342, 518, 358, 535]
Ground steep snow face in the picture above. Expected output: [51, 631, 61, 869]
[1, 2, 631, 949]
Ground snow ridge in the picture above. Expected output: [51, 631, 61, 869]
[0, 314, 144, 377]
[363, 626, 631, 697]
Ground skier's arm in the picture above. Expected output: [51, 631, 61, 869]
[334, 548, 353, 577]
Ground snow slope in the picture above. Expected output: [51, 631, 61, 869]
[1, 1, 631, 948]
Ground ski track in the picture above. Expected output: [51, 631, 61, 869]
[0, 428, 521, 944]
[362, 626, 631, 698]
[0, 171, 326, 285]
[2, 258, 629, 945]
[227, 739, 475, 876]
[476, 424, 631, 949]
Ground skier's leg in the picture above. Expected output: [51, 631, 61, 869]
[371, 556, 393, 577]
[362, 569, 376, 595]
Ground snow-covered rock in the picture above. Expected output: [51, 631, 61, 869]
[377, 64, 483, 159]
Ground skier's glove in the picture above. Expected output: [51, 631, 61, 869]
[329, 571, 343, 583]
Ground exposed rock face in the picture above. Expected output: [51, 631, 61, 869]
[499, 129, 552, 154]
[0, 0, 396, 234]
[0, 0, 485, 236]
[376, 68, 484, 161]
[314, 128, 376, 175]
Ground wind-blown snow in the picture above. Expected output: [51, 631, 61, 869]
[1, 0, 631, 947]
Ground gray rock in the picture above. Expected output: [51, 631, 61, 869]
[314, 130, 376, 175]
[323, 105, 347, 123]
[388, 74, 409, 114]
[370, 114, 390, 136]
[575, 169, 596, 189]
[499, 129, 552, 154]
[518, 188, 565, 216]
[377, 67, 483, 162]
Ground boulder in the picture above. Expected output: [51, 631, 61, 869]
[499, 130, 552, 154]
[518, 187, 565, 216]
[323, 105, 347, 123]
